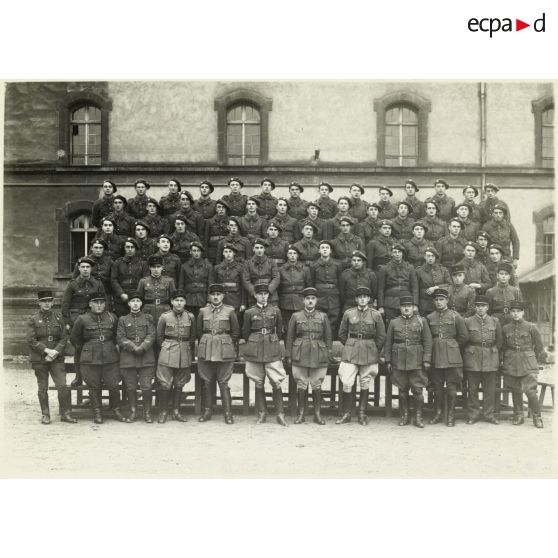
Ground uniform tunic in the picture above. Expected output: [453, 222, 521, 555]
[170, 230, 201, 263]
[143, 214, 170, 238]
[159, 192, 181, 217]
[73, 253, 113, 296]
[287, 198, 309, 220]
[92, 195, 115, 228]
[359, 217, 381, 245]
[366, 237, 396, 271]
[486, 284, 523, 327]
[196, 304, 240, 363]
[127, 194, 150, 219]
[458, 258, 491, 293]
[93, 232, 124, 260]
[278, 262, 312, 324]
[107, 210, 136, 239]
[425, 193, 455, 222]
[310, 259, 343, 323]
[463, 315, 502, 372]
[348, 198, 369, 222]
[457, 218, 480, 242]
[169, 208, 204, 238]
[216, 234, 252, 264]
[110, 256, 149, 315]
[479, 197, 511, 224]
[213, 260, 246, 310]
[426, 308, 468, 369]
[423, 216, 447, 242]
[193, 197, 217, 219]
[273, 213, 301, 244]
[502, 319, 545, 378]
[314, 197, 338, 220]
[62, 277, 106, 326]
[403, 195, 426, 219]
[329, 212, 352, 238]
[339, 268, 378, 311]
[448, 283, 476, 317]
[482, 219, 520, 259]
[416, 263, 451, 315]
[221, 192, 248, 217]
[137, 275, 176, 324]
[338, 307, 386, 365]
[293, 238, 320, 265]
[152, 250, 181, 285]
[402, 238, 430, 268]
[377, 261, 419, 313]
[377, 201, 398, 220]
[486, 260, 517, 287]
[298, 217, 329, 242]
[204, 215, 230, 263]
[286, 310, 332, 368]
[238, 214, 268, 244]
[253, 193, 278, 219]
[391, 216, 415, 240]
[242, 256, 280, 305]
[240, 304, 284, 362]
[435, 235, 467, 269]
[178, 258, 214, 309]
[134, 237, 157, 262]
[264, 237, 290, 266]
[476, 248, 490, 268]
[330, 233, 365, 269]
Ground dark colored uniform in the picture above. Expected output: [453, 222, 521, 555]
[329, 212, 353, 238]
[299, 217, 329, 242]
[314, 197, 338, 220]
[214, 260, 247, 311]
[169, 208, 204, 238]
[242, 256, 280, 306]
[143, 214, 170, 238]
[482, 219, 520, 260]
[110, 256, 149, 317]
[193, 197, 217, 219]
[310, 258, 343, 328]
[204, 215, 230, 263]
[178, 258, 214, 317]
[253, 193, 278, 219]
[92, 195, 115, 228]
[423, 216, 447, 242]
[480, 197, 511, 224]
[238, 214, 268, 244]
[72, 254, 113, 301]
[127, 195, 150, 219]
[416, 263, 451, 315]
[287, 198, 309, 220]
[339, 268, 378, 312]
[458, 258, 491, 293]
[457, 218, 480, 242]
[403, 195, 426, 219]
[159, 192, 181, 217]
[221, 192, 248, 217]
[153, 250, 182, 285]
[293, 238, 320, 266]
[274, 213, 301, 244]
[135, 237, 158, 262]
[93, 232, 124, 261]
[330, 233, 365, 269]
[170, 230, 201, 263]
[435, 235, 467, 269]
[402, 238, 431, 268]
[359, 217, 382, 245]
[348, 198, 369, 222]
[377, 201, 398, 220]
[107, 210, 136, 239]
[448, 283, 476, 317]
[366, 236, 395, 271]
[377, 261, 419, 323]
[216, 234, 252, 264]
[486, 260, 517, 287]
[463, 314, 502, 421]
[278, 262, 312, 326]
[425, 193, 455, 222]
[461, 199, 482, 224]
[486, 284, 523, 327]
[264, 237, 290, 266]
[62, 277, 106, 328]
[137, 275, 176, 325]
[391, 216, 415, 240]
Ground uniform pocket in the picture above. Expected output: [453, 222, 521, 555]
[221, 340, 236, 360]
[240, 341, 257, 359]
[197, 338, 207, 360]
[447, 340, 463, 365]
[80, 346, 93, 363]
[292, 338, 302, 361]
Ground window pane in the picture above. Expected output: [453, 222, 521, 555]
[245, 156, 260, 165]
[72, 107, 86, 121]
[227, 124, 242, 156]
[71, 231, 87, 265]
[542, 216, 554, 233]
[402, 107, 418, 124]
[88, 106, 101, 121]
[245, 106, 260, 122]
[385, 108, 399, 124]
[244, 124, 260, 155]
[385, 125, 399, 156]
[227, 106, 242, 122]
[227, 156, 242, 165]
[401, 157, 417, 167]
[401, 126, 418, 156]
[542, 108, 554, 125]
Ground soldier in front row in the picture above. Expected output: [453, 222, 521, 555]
[337, 287, 386, 425]
[383, 295, 432, 428]
[27, 290, 77, 425]
[196, 284, 240, 424]
[286, 287, 333, 425]
[502, 301, 546, 428]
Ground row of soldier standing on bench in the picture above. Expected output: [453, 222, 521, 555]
[28, 281, 545, 429]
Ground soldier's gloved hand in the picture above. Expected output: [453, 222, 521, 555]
[423, 362, 431, 371]
[386, 363, 393, 374]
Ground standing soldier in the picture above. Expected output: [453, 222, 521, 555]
[70, 294, 127, 424]
[402, 221, 430, 268]
[178, 241, 214, 320]
[273, 198, 300, 244]
[27, 290, 76, 424]
[337, 286, 386, 425]
[253, 177, 279, 219]
[153, 234, 182, 285]
[423, 200, 447, 243]
[416, 247, 451, 316]
[133, 220, 157, 262]
[278, 245, 312, 327]
[461, 186, 482, 224]
[169, 215, 201, 263]
[108, 194, 136, 239]
[299, 201, 328, 241]
[263, 221, 290, 266]
[339, 250, 377, 313]
[110, 238, 149, 317]
[72, 239, 113, 308]
[242, 239, 280, 307]
[475, 231, 491, 267]
[448, 264, 476, 317]
[221, 177, 248, 217]
[92, 179, 117, 228]
[159, 178, 183, 218]
[359, 202, 382, 246]
[144, 199, 170, 238]
[293, 222, 320, 266]
[329, 196, 353, 238]
[391, 201, 415, 240]
[137, 255, 176, 327]
[93, 217, 124, 260]
[193, 180, 217, 220]
[214, 244, 247, 317]
[377, 187, 398, 220]
[455, 203, 479, 241]
[287, 182, 309, 220]
[486, 263, 523, 327]
[239, 197, 268, 244]
[169, 191, 205, 239]
[402, 178, 425, 219]
[127, 179, 151, 219]
[426, 288, 469, 427]
[155, 290, 196, 423]
[463, 296, 502, 425]
[501, 301, 546, 428]
[482, 204, 520, 266]
[347, 183, 369, 222]
[366, 219, 395, 271]
[436, 218, 467, 269]
[62, 256, 106, 387]
[425, 179, 455, 222]
[216, 217, 253, 264]
[330, 216, 365, 269]
[286, 288, 333, 425]
[197, 284, 240, 424]
[240, 284, 288, 426]
[377, 244, 419, 324]
[116, 292, 156, 423]
[479, 183, 511, 224]
[458, 241, 491, 293]
[310, 240, 343, 332]
[314, 182, 338, 220]
[383, 295, 432, 428]
[204, 199, 230, 264]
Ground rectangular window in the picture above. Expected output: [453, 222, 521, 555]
[385, 105, 418, 167]
[226, 104, 261, 165]
[543, 233, 554, 263]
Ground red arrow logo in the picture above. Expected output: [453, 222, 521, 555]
[516, 19, 530, 31]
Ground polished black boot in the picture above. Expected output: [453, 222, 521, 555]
[528, 394, 543, 428]
[38, 392, 50, 424]
[172, 388, 187, 422]
[127, 390, 138, 422]
[109, 390, 130, 422]
[429, 389, 444, 424]
[142, 390, 153, 423]
[157, 390, 169, 423]
[273, 388, 288, 426]
[446, 391, 456, 427]
[335, 391, 353, 424]
[198, 382, 213, 422]
[413, 393, 425, 428]
[255, 387, 267, 424]
[90, 389, 103, 424]
[294, 389, 308, 424]
[58, 389, 77, 423]
[221, 386, 234, 424]
[358, 389, 369, 426]
[312, 388, 326, 425]
[71, 356, 82, 387]
[398, 392, 409, 426]
[512, 391, 524, 425]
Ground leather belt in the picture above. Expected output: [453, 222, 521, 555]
[165, 336, 190, 341]
[315, 283, 337, 289]
[348, 333, 374, 340]
[297, 333, 322, 340]
[203, 330, 229, 335]
[394, 340, 421, 346]
[509, 346, 527, 351]
[47, 336, 54, 342]
[145, 299, 164, 305]
[251, 328, 274, 335]
[470, 342, 495, 347]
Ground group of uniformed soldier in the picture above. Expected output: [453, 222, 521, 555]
[26, 177, 547, 429]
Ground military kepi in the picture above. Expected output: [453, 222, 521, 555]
[37, 290, 54, 300]
[302, 287, 318, 297]
[433, 288, 449, 299]
[209, 283, 225, 294]
[509, 301, 524, 311]
[399, 295, 414, 306]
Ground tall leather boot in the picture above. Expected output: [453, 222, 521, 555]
[512, 391, 524, 425]
[273, 388, 288, 426]
[358, 389, 369, 425]
[127, 389, 138, 422]
[71, 351, 83, 387]
[157, 390, 170, 423]
[446, 390, 456, 427]
[335, 391, 353, 424]
[398, 392, 409, 426]
[528, 393, 543, 428]
[38, 392, 50, 425]
[429, 388, 444, 424]
[413, 392, 425, 428]
[198, 382, 213, 422]
[294, 389, 308, 424]
[109, 390, 130, 422]
[172, 388, 187, 422]
[255, 387, 267, 424]
[58, 388, 77, 423]
[142, 390, 153, 423]
[90, 389, 103, 424]
[221, 386, 234, 424]
[312, 388, 326, 425]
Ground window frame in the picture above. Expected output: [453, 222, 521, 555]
[58, 91, 112, 166]
[533, 204, 555, 266]
[374, 91, 431, 166]
[214, 89, 272, 166]
[532, 95, 554, 168]
[384, 104, 419, 167]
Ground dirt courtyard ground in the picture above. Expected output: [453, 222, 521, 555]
[1, 366, 556, 478]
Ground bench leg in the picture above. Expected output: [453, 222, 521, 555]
[288, 374, 297, 417]
[374, 374, 380, 407]
[194, 373, 202, 415]
[243, 374, 250, 416]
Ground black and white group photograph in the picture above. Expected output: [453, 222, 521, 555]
[2, 79, 555, 478]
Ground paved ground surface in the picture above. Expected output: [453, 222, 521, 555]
[1, 366, 556, 478]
